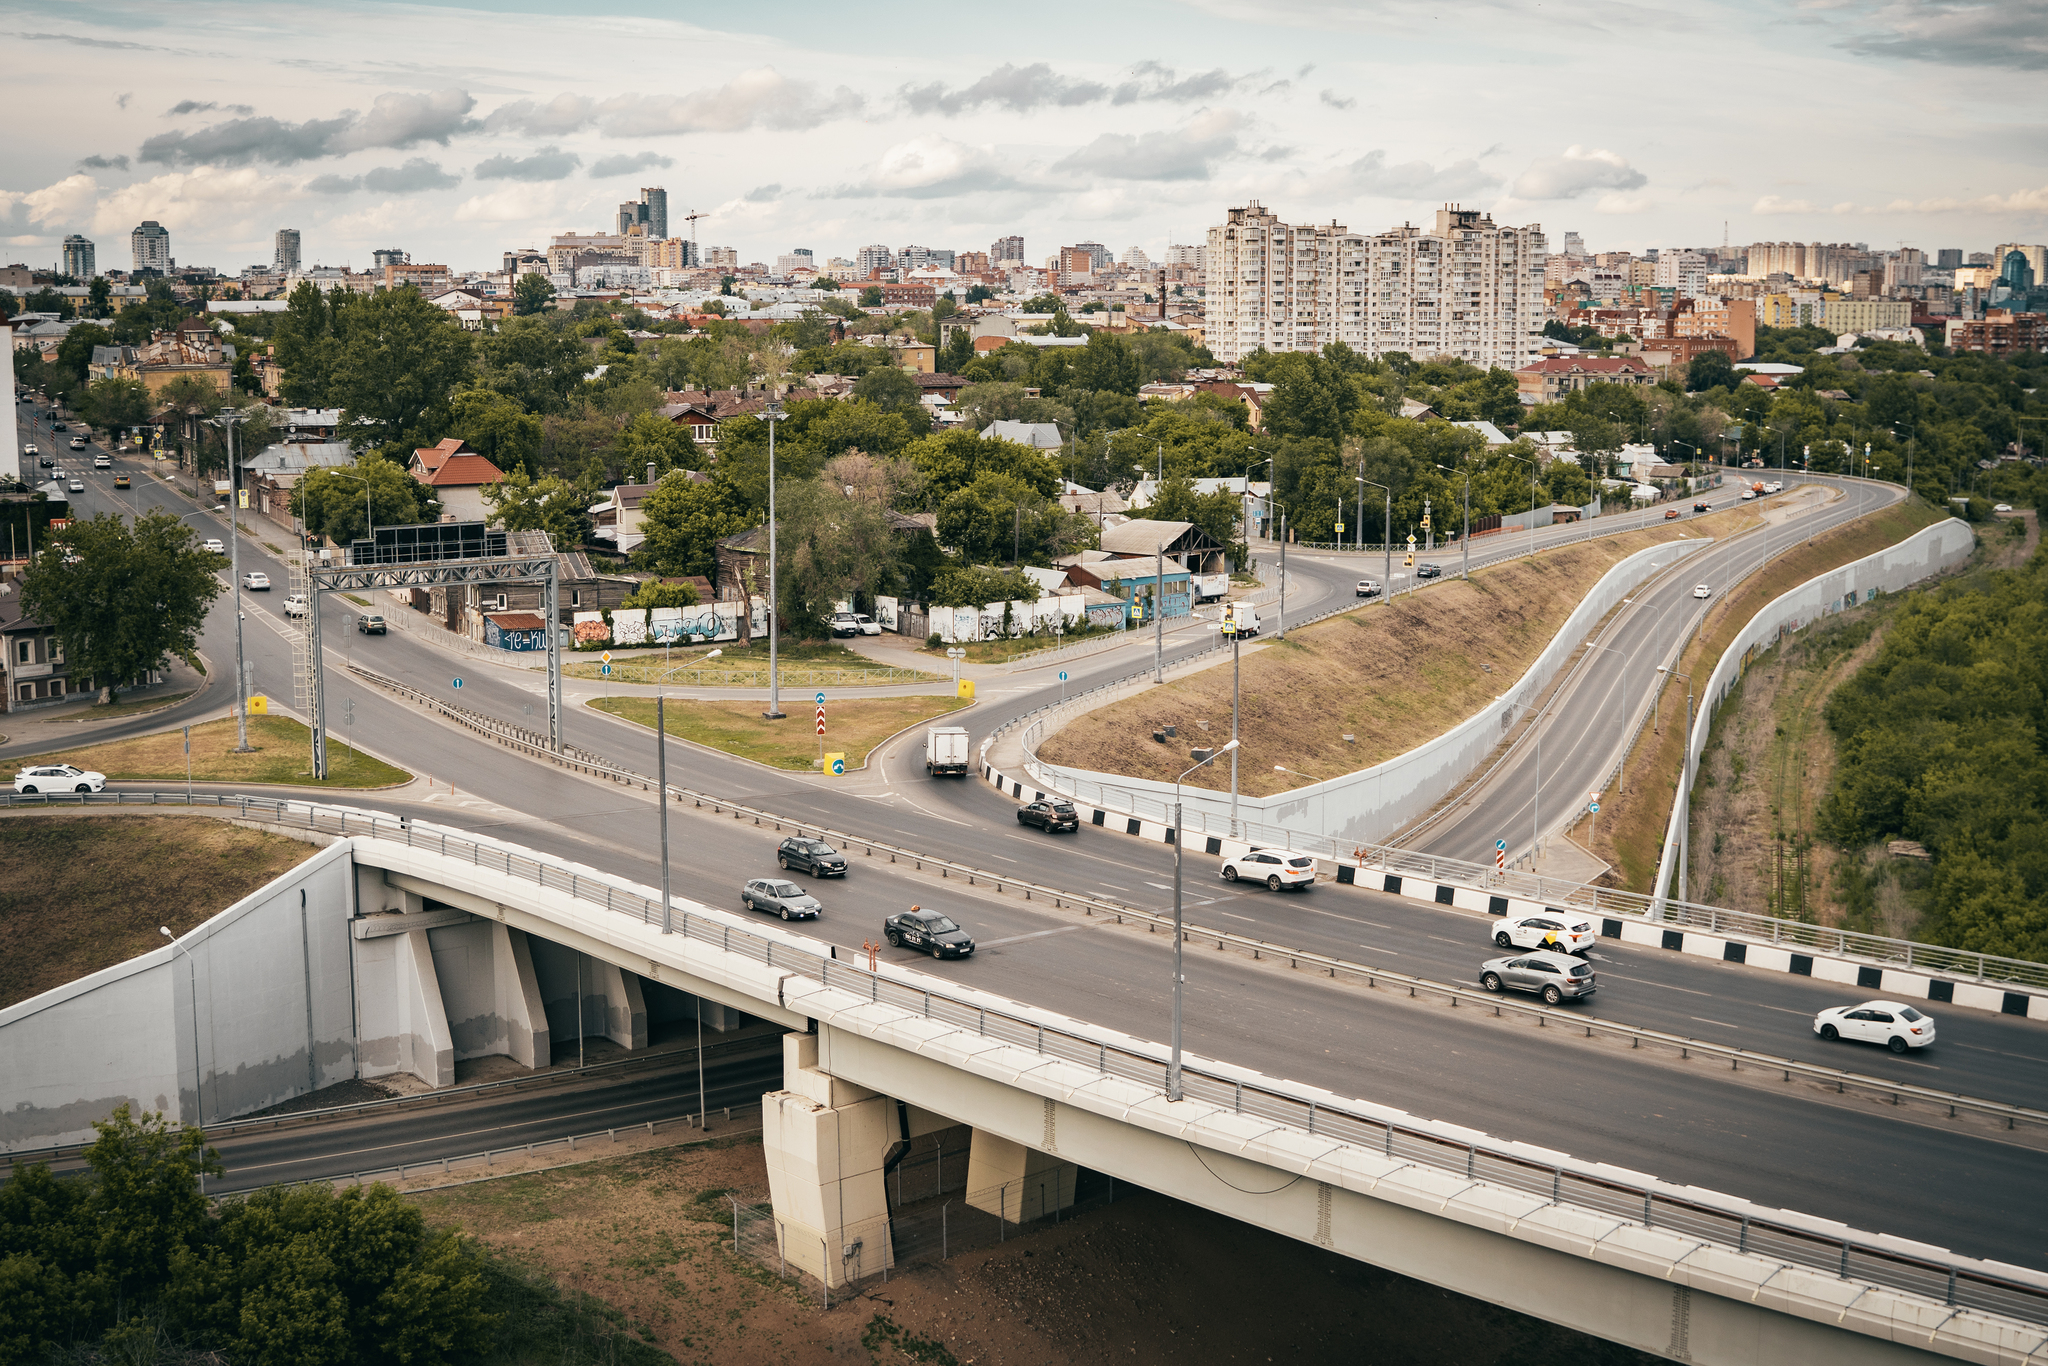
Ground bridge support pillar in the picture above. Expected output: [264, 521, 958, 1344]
[761, 1033, 896, 1289]
[965, 1128, 1077, 1226]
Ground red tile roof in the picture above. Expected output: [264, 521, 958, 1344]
[418, 453, 506, 487]
[412, 436, 469, 476]
[1516, 356, 1654, 375]
[485, 612, 547, 630]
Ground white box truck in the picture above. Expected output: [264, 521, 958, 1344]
[1219, 603, 1260, 637]
[1192, 571, 1230, 602]
[925, 725, 970, 777]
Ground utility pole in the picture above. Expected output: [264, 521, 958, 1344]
[1154, 537, 1165, 683]
[763, 401, 786, 718]
[206, 410, 253, 752]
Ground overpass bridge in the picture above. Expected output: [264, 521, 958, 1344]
[5, 797, 2045, 1365]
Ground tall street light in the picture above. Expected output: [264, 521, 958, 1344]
[159, 926, 207, 1137]
[1246, 447, 1285, 639]
[1170, 738, 1238, 1102]
[762, 400, 787, 719]
[1500, 450, 1536, 556]
[1658, 665, 1695, 905]
[1206, 619, 1247, 834]
[1357, 476, 1391, 605]
[1435, 463, 1472, 579]
[204, 410, 254, 752]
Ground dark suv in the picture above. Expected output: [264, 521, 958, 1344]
[1017, 798, 1079, 832]
[1416, 562, 1443, 580]
[885, 907, 975, 958]
[778, 837, 847, 876]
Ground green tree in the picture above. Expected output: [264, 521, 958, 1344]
[615, 409, 698, 479]
[512, 271, 556, 316]
[293, 458, 439, 545]
[1687, 350, 1737, 392]
[851, 365, 920, 413]
[51, 322, 114, 388]
[636, 474, 748, 577]
[273, 280, 348, 408]
[481, 467, 591, 548]
[902, 428, 1062, 503]
[472, 315, 591, 416]
[619, 578, 701, 608]
[929, 564, 1042, 608]
[859, 285, 884, 307]
[1069, 332, 1140, 396]
[21, 513, 221, 702]
[1260, 352, 1357, 442]
[329, 288, 474, 451]
[1132, 475, 1245, 564]
[774, 478, 899, 636]
[446, 388, 542, 475]
[87, 275, 112, 318]
[79, 376, 152, 431]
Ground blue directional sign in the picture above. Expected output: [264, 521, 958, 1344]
[1058, 671, 1068, 682]
[452, 677, 463, 689]
[601, 664, 612, 677]
[1588, 801, 1600, 814]
[815, 691, 826, 705]
[830, 756, 846, 775]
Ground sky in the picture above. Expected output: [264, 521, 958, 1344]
[2, 0, 2045, 276]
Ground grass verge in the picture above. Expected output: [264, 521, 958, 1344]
[593, 694, 969, 770]
[568, 640, 935, 687]
[58, 689, 197, 722]
[13, 714, 412, 789]
[916, 625, 1122, 665]
[0, 814, 316, 1008]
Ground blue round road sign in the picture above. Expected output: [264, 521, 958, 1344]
[601, 664, 612, 676]
[452, 678, 463, 689]
[815, 691, 826, 705]
[1058, 671, 1068, 682]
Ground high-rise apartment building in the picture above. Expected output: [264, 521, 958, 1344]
[1072, 241, 1112, 272]
[274, 228, 301, 273]
[1937, 248, 1963, 270]
[639, 187, 667, 240]
[1163, 243, 1206, 269]
[1121, 246, 1153, 269]
[1993, 243, 2048, 287]
[1560, 231, 1586, 257]
[927, 248, 955, 269]
[704, 246, 739, 269]
[131, 220, 171, 274]
[61, 234, 96, 280]
[1655, 249, 1708, 297]
[956, 251, 990, 276]
[1205, 203, 1546, 369]
[775, 249, 816, 275]
[991, 235, 1025, 262]
[372, 248, 409, 269]
[856, 244, 894, 277]
[1054, 246, 1094, 288]
[898, 244, 932, 271]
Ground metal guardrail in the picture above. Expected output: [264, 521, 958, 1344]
[315, 1108, 751, 1193]
[565, 664, 939, 688]
[5, 788, 2047, 1329]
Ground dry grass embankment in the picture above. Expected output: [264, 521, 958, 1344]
[0, 814, 316, 1008]
[593, 694, 970, 770]
[1038, 505, 1767, 799]
[1586, 497, 1948, 895]
[14, 714, 411, 789]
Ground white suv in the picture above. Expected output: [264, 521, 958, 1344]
[1493, 913, 1598, 954]
[1221, 848, 1316, 891]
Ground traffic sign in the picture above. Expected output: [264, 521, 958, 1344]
[1058, 671, 1068, 682]
[1495, 838, 1506, 872]
[600, 664, 611, 677]
[1588, 801, 1600, 814]
[1334, 522, 1345, 533]
[452, 677, 463, 689]
[601, 651, 612, 664]
[815, 691, 826, 705]
[816, 717, 826, 735]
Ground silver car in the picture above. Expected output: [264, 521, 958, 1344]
[741, 877, 821, 921]
[1479, 950, 1597, 1005]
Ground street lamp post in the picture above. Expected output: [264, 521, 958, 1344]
[1501, 452, 1536, 555]
[204, 411, 253, 752]
[1207, 619, 1247, 834]
[159, 927, 207, 1136]
[1436, 463, 1472, 579]
[1658, 665, 1695, 905]
[1358, 477, 1391, 605]
[1170, 738, 1238, 1102]
[762, 401, 787, 719]
[1245, 449, 1281, 636]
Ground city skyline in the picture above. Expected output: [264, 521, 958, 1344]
[1, 0, 2044, 273]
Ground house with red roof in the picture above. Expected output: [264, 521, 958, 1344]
[407, 438, 505, 522]
[1514, 355, 1656, 406]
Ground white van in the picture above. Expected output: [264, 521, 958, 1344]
[1220, 603, 1260, 637]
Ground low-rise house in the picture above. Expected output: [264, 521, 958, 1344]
[241, 441, 354, 529]
[590, 467, 711, 555]
[406, 438, 505, 522]
[980, 420, 1065, 451]
[1514, 355, 1655, 405]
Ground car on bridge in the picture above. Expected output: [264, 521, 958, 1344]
[1221, 848, 1316, 891]
[15, 763, 107, 794]
[1814, 1000, 1935, 1053]
[778, 836, 847, 876]
[1479, 950, 1596, 1004]
[885, 906, 975, 958]
[1494, 914, 1597, 954]
[1016, 798, 1079, 832]
[1693, 583, 1712, 599]
[741, 878, 822, 921]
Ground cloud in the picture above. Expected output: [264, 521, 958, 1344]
[1319, 89, 1357, 110]
[1319, 149, 1497, 199]
[0, 175, 102, 231]
[116, 92, 131, 109]
[79, 154, 130, 171]
[1840, 0, 2048, 70]
[484, 70, 862, 137]
[473, 145, 581, 182]
[1109, 61, 1244, 104]
[17, 31, 163, 52]
[1755, 185, 2048, 215]
[1052, 111, 1246, 182]
[167, 100, 255, 117]
[138, 90, 478, 166]
[589, 151, 674, 178]
[307, 157, 461, 195]
[903, 61, 1270, 115]
[1509, 146, 1646, 199]
[825, 136, 1033, 199]
[744, 183, 783, 202]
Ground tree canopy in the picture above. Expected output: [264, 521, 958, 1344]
[20, 512, 222, 703]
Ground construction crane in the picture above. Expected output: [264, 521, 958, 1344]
[683, 209, 706, 265]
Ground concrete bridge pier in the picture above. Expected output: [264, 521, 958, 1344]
[763, 1032, 897, 1287]
[966, 1129, 1077, 1225]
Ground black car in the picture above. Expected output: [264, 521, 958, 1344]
[39, 455, 53, 468]
[1692, 501, 1712, 513]
[1416, 562, 1443, 580]
[741, 878, 821, 920]
[50, 421, 66, 432]
[1017, 798, 1079, 832]
[779, 836, 847, 876]
[885, 907, 975, 958]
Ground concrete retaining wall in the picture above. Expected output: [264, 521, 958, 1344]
[1030, 538, 1707, 846]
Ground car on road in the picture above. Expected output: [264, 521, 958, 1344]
[884, 906, 976, 958]
[201, 538, 226, 554]
[1355, 579, 1381, 598]
[113, 475, 130, 489]
[1994, 503, 2013, 513]
[283, 594, 310, 617]
[242, 571, 270, 590]
[1664, 508, 1681, 519]
[1693, 583, 1712, 599]
[1416, 562, 1443, 580]
[14, 763, 106, 794]
[1479, 950, 1597, 1005]
[1813, 1000, 1934, 1053]
[829, 611, 881, 636]
[69, 436, 87, 450]
[1740, 489, 1757, 501]
[1221, 848, 1316, 891]
[24, 443, 38, 458]
[1494, 914, 1597, 954]
[1017, 797, 1080, 832]
[778, 836, 847, 876]
[741, 877, 821, 921]
[66, 479, 83, 493]
[1693, 501, 1712, 513]
[50, 420, 66, 431]
[356, 613, 386, 634]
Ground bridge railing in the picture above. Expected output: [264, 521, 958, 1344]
[9, 789, 2043, 1328]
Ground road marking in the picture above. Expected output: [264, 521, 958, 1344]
[1689, 1016, 1739, 1029]
[1948, 1042, 2048, 1063]
[979, 925, 1085, 947]
[1600, 974, 1713, 997]
[1359, 944, 1400, 955]
[984, 853, 1018, 863]
[1145, 881, 1173, 890]
[1426, 935, 1465, 946]
[1750, 1003, 1812, 1017]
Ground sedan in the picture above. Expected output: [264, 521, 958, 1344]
[1994, 503, 2013, 513]
[740, 878, 821, 921]
[1664, 508, 1681, 519]
[15, 763, 107, 794]
[1814, 1000, 1935, 1053]
[1480, 951, 1596, 1005]
[1416, 562, 1443, 580]
[23, 443, 38, 457]
[885, 906, 976, 958]
[1692, 583, 1712, 599]
[778, 836, 847, 876]
[1494, 914, 1597, 954]
[1221, 848, 1316, 891]
[51, 420, 67, 432]
[1693, 502, 1712, 513]
[67, 479, 84, 493]
[1017, 798, 1079, 832]
[1355, 579, 1381, 598]
[242, 572, 271, 590]
[201, 538, 226, 554]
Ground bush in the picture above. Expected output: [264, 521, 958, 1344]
[926, 632, 943, 649]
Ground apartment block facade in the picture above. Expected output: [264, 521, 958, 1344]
[1206, 202, 1546, 369]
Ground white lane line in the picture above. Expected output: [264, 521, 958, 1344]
[1145, 881, 1173, 890]
[1689, 1016, 1739, 1029]
[1359, 944, 1400, 955]
[1600, 974, 1713, 997]
[979, 925, 1085, 947]
[890, 792, 974, 828]
[984, 853, 1019, 863]
[1426, 935, 1466, 946]
[1949, 1042, 2048, 1063]
[1751, 1003, 1812, 1017]
[1218, 912, 1257, 923]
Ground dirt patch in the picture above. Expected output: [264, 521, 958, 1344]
[412, 1137, 1655, 1366]
[0, 814, 317, 1008]
[1040, 508, 1766, 800]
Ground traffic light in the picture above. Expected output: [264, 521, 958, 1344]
[1404, 553, 1415, 566]
[1421, 513, 1431, 529]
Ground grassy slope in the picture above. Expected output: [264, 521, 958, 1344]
[14, 714, 411, 788]
[0, 815, 315, 1008]
[592, 695, 970, 770]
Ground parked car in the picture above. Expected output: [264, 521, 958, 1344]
[1017, 797, 1079, 832]
[1692, 501, 1712, 513]
[356, 614, 386, 634]
[14, 763, 106, 794]
[1494, 914, 1597, 954]
[1355, 579, 1381, 598]
[1479, 950, 1597, 1005]
[201, 538, 226, 554]
[884, 906, 976, 958]
[778, 836, 847, 876]
[741, 877, 821, 921]
[1813, 1000, 1935, 1053]
[1693, 583, 1712, 599]
[283, 594, 310, 617]
[1664, 508, 1681, 519]
[1416, 562, 1443, 579]
[830, 611, 882, 636]
[242, 571, 270, 590]
[1221, 848, 1316, 891]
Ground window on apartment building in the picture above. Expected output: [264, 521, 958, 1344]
[15, 641, 27, 664]
[48, 641, 61, 664]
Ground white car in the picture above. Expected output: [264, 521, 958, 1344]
[1493, 913, 1598, 954]
[15, 763, 107, 794]
[67, 479, 84, 493]
[1692, 583, 1712, 599]
[1221, 848, 1316, 891]
[283, 594, 310, 617]
[242, 571, 271, 590]
[1740, 489, 1757, 501]
[1814, 1000, 1935, 1053]
[201, 538, 226, 554]
[1994, 503, 2013, 513]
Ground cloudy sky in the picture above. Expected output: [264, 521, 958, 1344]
[3, 0, 2044, 275]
